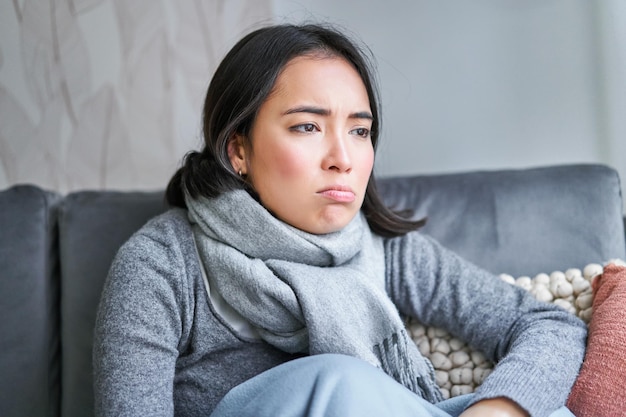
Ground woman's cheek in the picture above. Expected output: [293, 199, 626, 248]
[358, 147, 375, 178]
[273, 145, 314, 179]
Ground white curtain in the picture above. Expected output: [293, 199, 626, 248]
[596, 0, 626, 212]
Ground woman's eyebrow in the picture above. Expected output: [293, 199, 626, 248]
[283, 106, 373, 120]
[283, 106, 330, 116]
[350, 111, 374, 120]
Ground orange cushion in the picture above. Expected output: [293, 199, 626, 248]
[567, 264, 626, 416]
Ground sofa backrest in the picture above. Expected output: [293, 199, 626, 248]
[378, 164, 626, 276]
[58, 190, 167, 417]
[0, 185, 61, 417]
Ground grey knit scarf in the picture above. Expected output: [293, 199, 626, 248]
[186, 190, 442, 402]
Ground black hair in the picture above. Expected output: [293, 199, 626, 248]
[165, 23, 424, 237]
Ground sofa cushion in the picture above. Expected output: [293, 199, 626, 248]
[58, 190, 167, 417]
[377, 164, 626, 276]
[0, 185, 61, 417]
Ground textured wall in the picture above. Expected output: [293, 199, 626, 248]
[0, 0, 272, 192]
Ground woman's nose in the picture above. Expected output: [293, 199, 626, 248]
[322, 133, 352, 173]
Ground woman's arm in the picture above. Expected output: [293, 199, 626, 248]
[385, 231, 586, 417]
[93, 231, 186, 417]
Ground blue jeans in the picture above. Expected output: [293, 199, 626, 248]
[211, 354, 574, 417]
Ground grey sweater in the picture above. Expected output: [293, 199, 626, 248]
[93, 208, 587, 417]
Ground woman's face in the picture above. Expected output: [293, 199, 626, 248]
[229, 55, 375, 235]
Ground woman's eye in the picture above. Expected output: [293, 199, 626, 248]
[291, 123, 318, 133]
[350, 127, 371, 138]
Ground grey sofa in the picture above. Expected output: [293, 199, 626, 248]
[1, 164, 625, 417]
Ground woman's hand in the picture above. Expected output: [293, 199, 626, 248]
[459, 397, 529, 417]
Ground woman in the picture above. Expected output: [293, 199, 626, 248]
[93, 24, 586, 417]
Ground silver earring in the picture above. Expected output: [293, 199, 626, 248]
[238, 169, 242, 177]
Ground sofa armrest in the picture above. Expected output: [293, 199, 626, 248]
[0, 185, 61, 417]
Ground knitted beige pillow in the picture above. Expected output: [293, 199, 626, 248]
[405, 261, 625, 399]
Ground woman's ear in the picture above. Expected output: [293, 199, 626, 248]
[227, 133, 248, 175]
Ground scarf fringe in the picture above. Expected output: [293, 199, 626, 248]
[375, 331, 444, 403]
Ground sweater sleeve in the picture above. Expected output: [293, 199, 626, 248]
[384, 231, 587, 417]
[93, 220, 188, 417]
